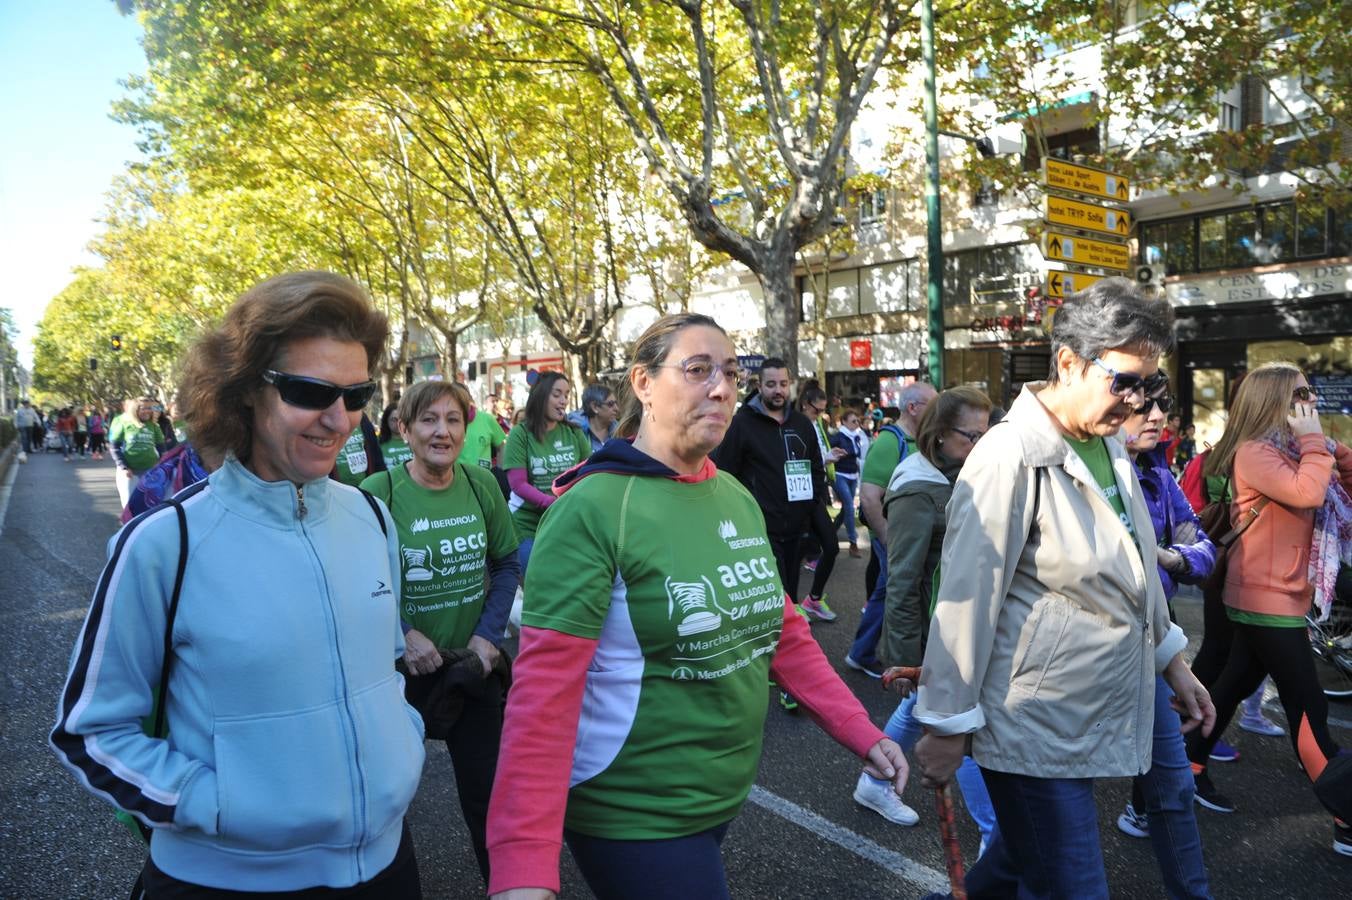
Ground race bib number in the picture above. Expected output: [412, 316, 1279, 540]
[346, 450, 368, 473]
[784, 459, 812, 502]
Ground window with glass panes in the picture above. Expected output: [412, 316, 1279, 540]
[1138, 201, 1344, 274]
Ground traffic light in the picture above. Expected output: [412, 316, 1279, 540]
[111, 334, 123, 352]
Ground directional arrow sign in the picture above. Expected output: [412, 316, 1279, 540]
[1046, 270, 1106, 299]
[1045, 196, 1130, 240]
[1041, 230, 1131, 272]
[1043, 159, 1130, 203]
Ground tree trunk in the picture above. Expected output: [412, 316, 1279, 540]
[756, 248, 801, 375]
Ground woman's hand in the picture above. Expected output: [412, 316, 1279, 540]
[915, 732, 968, 788]
[403, 628, 443, 676]
[1155, 546, 1186, 575]
[863, 738, 908, 791]
[1163, 653, 1215, 737]
[467, 634, 500, 676]
[1288, 400, 1324, 437]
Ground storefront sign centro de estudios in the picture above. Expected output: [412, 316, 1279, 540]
[1168, 258, 1350, 306]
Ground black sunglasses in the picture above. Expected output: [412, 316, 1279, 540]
[1091, 358, 1170, 401]
[1137, 393, 1174, 415]
[1292, 386, 1316, 402]
[951, 427, 985, 444]
[263, 370, 378, 411]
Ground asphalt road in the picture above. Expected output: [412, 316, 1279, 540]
[1, 450, 1348, 898]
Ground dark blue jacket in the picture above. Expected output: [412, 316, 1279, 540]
[830, 429, 865, 476]
[1136, 445, 1216, 599]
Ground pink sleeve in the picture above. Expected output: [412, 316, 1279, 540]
[1236, 435, 1334, 510]
[486, 626, 596, 895]
[507, 467, 555, 509]
[770, 599, 886, 757]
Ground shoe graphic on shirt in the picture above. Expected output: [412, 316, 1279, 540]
[665, 576, 721, 636]
[402, 546, 434, 583]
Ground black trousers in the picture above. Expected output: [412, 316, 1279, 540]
[804, 502, 840, 599]
[1186, 621, 1342, 786]
[141, 822, 420, 899]
[768, 532, 804, 602]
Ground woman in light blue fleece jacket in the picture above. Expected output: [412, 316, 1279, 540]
[51, 272, 426, 896]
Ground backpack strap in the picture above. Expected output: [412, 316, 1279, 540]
[358, 485, 390, 538]
[151, 499, 189, 741]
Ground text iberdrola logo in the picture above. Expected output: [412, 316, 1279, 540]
[718, 519, 738, 542]
[410, 516, 431, 534]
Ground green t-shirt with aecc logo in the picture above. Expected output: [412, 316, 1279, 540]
[380, 439, 415, 469]
[463, 411, 508, 469]
[360, 462, 518, 650]
[501, 422, 592, 540]
[524, 470, 786, 839]
[332, 425, 371, 486]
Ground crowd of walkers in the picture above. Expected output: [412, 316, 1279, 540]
[44, 271, 1349, 899]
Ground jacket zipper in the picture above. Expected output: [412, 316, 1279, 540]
[297, 499, 369, 876]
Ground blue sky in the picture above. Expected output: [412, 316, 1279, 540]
[0, 1, 147, 367]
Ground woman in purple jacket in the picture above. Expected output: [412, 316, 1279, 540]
[1114, 385, 1217, 899]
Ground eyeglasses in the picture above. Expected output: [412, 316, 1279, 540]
[601, 399, 619, 408]
[805, 403, 826, 417]
[951, 427, 985, 444]
[263, 370, 378, 411]
[653, 356, 746, 389]
[1292, 386, 1317, 402]
[1090, 358, 1169, 405]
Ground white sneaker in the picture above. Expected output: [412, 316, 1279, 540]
[852, 773, 918, 826]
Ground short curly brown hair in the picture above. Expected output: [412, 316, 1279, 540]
[179, 272, 388, 464]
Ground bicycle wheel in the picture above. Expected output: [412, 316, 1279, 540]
[1309, 603, 1352, 699]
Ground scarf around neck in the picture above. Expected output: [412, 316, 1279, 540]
[1263, 429, 1352, 620]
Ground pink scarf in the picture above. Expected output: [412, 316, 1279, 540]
[1264, 430, 1352, 620]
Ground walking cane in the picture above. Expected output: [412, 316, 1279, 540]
[882, 665, 967, 900]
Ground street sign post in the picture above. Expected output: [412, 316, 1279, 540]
[1044, 195, 1130, 239]
[1045, 270, 1105, 299]
[1041, 230, 1131, 272]
[1043, 159, 1130, 203]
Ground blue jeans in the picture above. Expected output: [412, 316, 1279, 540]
[1136, 674, 1212, 899]
[848, 537, 888, 665]
[833, 474, 859, 543]
[517, 537, 534, 576]
[59, 431, 74, 459]
[875, 694, 997, 849]
[565, 822, 731, 900]
[964, 769, 1108, 900]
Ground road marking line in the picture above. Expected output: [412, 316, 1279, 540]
[747, 785, 949, 892]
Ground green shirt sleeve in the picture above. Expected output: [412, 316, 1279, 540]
[502, 425, 529, 470]
[861, 431, 902, 487]
[521, 485, 619, 639]
[358, 470, 394, 504]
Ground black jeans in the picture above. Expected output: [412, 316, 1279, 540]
[142, 822, 420, 899]
[1188, 581, 1234, 688]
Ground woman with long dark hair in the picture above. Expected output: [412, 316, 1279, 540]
[501, 371, 590, 573]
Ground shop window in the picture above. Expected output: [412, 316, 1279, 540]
[1225, 209, 1258, 268]
[1198, 214, 1226, 269]
[1166, 219, 1196, 275]
[1296, 200, 1329, 257]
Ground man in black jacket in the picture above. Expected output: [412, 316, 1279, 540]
[711, 358, 827, 606]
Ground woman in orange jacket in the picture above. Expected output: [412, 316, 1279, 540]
[1184, 362, 1352, 857]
